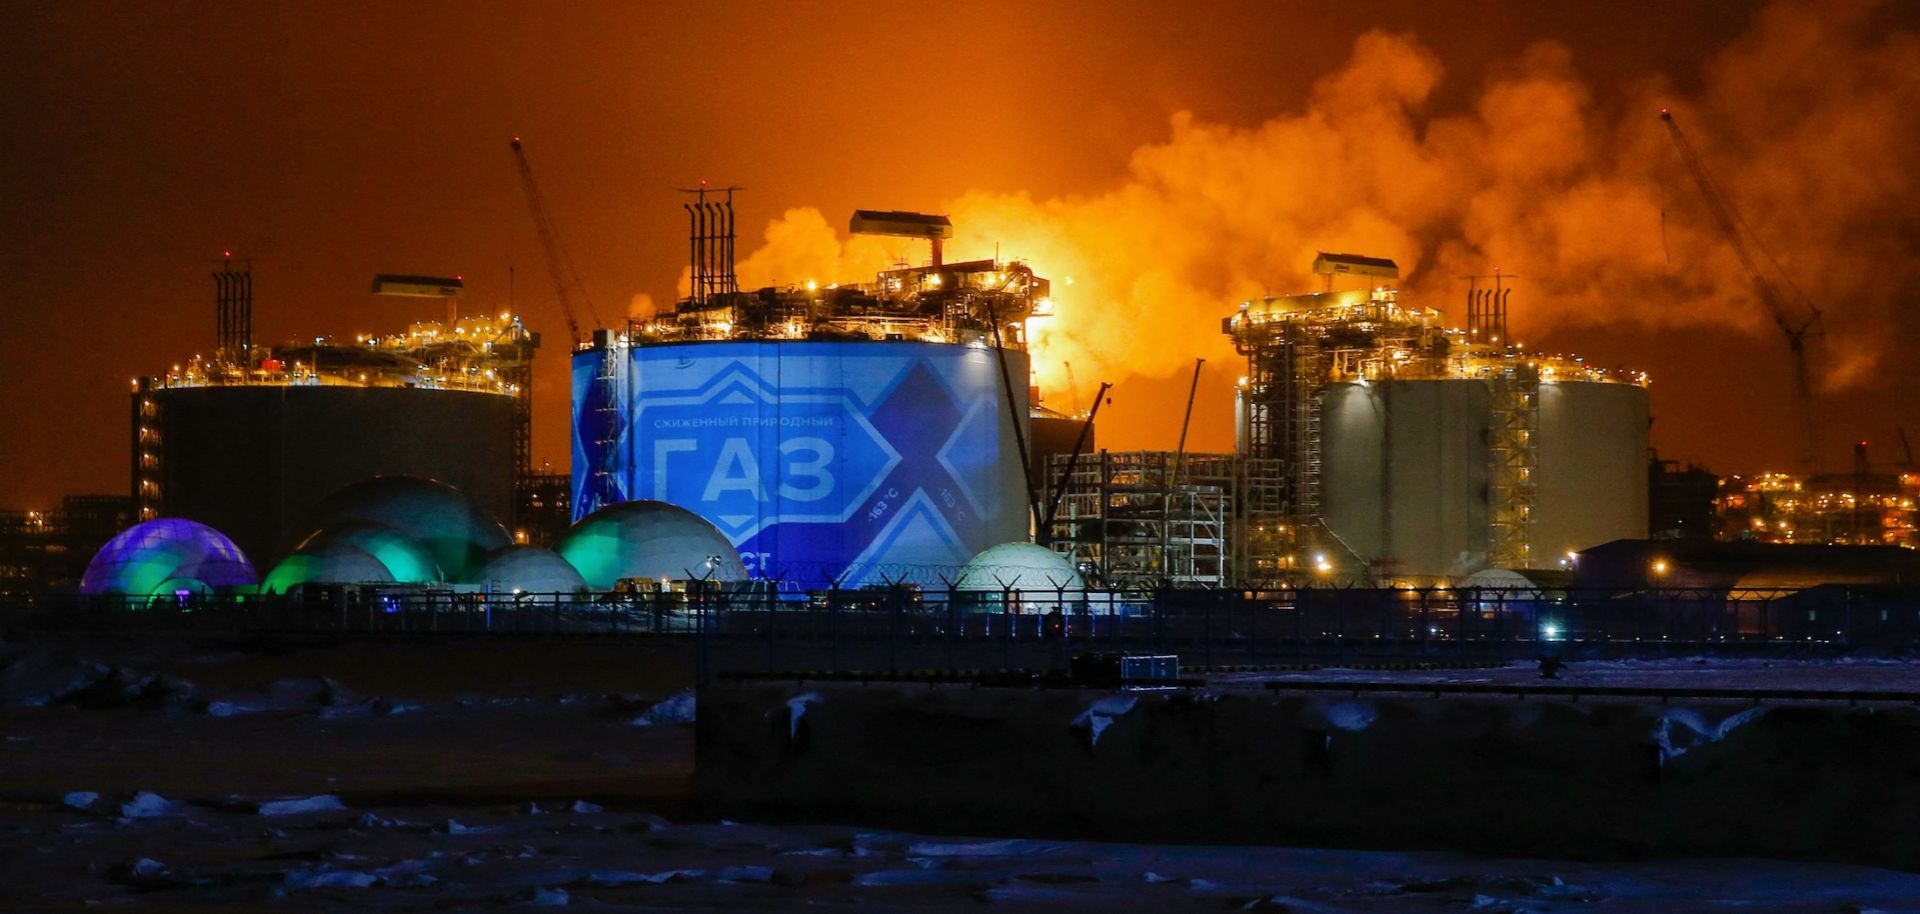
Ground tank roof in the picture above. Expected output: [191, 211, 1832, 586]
[139, 311, 534, 398]
[623, 257, 1047, 349]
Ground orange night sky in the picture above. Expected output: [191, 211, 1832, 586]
[4, 0, 1918, 509]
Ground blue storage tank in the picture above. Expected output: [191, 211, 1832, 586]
[572, 339, 1030, 588]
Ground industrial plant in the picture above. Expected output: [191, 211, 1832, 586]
[0, 174, 1894, 610]
[1045, 253, 1650, 588]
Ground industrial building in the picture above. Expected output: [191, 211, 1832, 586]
[0, 495, 136, 599]
[1717, 455, 1920, 548]
[1048, 254, 1649, 587]
[132, 262, 536, 564]
[572, 205, 1042, 588]
[1226, 254, 1648, 582]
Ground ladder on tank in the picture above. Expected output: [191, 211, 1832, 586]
[1487, 366, 1539, 568]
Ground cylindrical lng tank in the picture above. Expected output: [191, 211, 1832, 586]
[573, 339, 1031, 588]
[1320, 377, 1646, 578]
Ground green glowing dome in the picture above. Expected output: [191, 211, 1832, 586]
[79, 518, 258, 597]
[554, 501, 747, 590]
[291, 522, 441, 584]
[475, 546, 588, 594]
[956, 542, 1084, 592]
[300, 476, 510, 582]
[260, 545, 396, 594]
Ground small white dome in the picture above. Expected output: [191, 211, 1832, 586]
[476, 546, 588, 594]
[956, 542, 1083, 592]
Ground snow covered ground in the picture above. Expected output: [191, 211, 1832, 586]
[1240, 655, 1920, 693]
[5, 795, 1920, 911]
[8, 638, 1920, 910]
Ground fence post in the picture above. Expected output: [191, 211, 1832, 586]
[1201, 588, 1213, 669]
[827, 581, 841, 672]
[1001, 584, 1015, 671]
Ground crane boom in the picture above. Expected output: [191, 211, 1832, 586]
[1063, 360, 1082, 417]
[509, 138, 601, 343]
[1659, 107, 1824, 468]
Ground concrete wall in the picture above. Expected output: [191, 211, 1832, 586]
[700, 681, 1920, 869]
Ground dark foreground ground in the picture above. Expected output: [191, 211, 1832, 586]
[4, 634, 1920, 912]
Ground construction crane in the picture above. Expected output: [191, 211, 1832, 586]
[509, 137, 601, 344]
[1660, 107, 1825, 469]
[1063, 361, 1083, 417]
[1039, 381, 1112, 547]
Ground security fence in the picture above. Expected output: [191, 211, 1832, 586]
[6, 583, 1918, 673]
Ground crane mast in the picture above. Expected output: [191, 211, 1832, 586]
[509, 137, 601, 343]
[1659, 107, 1824, 469]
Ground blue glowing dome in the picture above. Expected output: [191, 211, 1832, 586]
[475, 546, 588, 594]
[80, 518, 258, 597]
[300, 476, 510, 582]
[555, 501, 747, 590]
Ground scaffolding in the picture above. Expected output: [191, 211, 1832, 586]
[1226, 280, 1437, 571]
[1045, 451, 1288, 588]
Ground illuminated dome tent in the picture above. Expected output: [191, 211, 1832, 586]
[953, 542, 1085, 613]
[956, 542, 1085, 594]
[260, 545, 396, 595]
[475, 546, 588, 594]
[555, 501, 748, 590]
[299, 476, 510, 582]
[80, 518, 258, 598]
[272, 522, 439, 583]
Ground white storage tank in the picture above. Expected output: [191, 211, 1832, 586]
[1320, 377, 1647, 579]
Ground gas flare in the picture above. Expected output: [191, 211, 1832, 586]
[725, 1, 1920, 402]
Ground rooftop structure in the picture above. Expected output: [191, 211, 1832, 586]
[140, 310, 535, 402]
[625, 256, 1047, 349]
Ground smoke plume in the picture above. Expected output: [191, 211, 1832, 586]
[724, 1, 1920, 396]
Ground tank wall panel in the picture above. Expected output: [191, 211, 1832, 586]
[1535, 382, 1650, 560]
[1321, 383, 1386, 561]
[575, 341, 1030, 587]
[1324, 380, 1490, 578]
[1386, 380, 1491, 577]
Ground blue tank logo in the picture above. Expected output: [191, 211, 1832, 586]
[575, 341, 1027, 586]
[633, 363, 901, 541]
